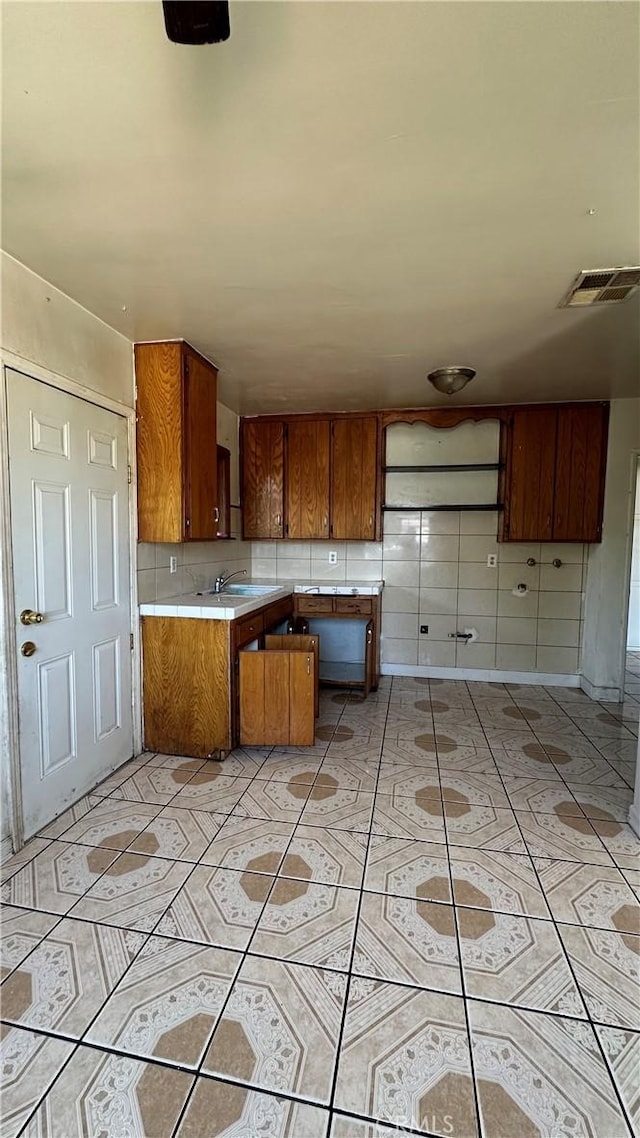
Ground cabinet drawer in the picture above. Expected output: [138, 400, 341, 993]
[263, 596, 294, 630]
[234, 611, 265, 648]
[296, 595, 334, 615]
[334, 597, 372, 615]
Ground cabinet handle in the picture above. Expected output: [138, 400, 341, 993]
[323, 515, 328, 529]
[275, 514, 281, 526]
[369, 515, 374, 528]
[366, 628, 373, 645]
[213, 507, 219, 523]
[306, 656, 311, 675]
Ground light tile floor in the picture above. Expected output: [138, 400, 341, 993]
[2, 660, 640, 1138]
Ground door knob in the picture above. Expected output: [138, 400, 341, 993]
[21, 641, 37, 657]
[20, 609, 44, 626]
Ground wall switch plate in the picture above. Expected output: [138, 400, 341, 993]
[329, 551, 338, 565]
[487, 554, 498, 567]
[169, 555, 178, 574]
[420, 624, 429, 634]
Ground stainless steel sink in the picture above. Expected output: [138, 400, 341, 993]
[220, 584, 278, 596]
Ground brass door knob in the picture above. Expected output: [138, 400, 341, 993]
[21, 641, 37, 657]
[20, 609, 44, 626]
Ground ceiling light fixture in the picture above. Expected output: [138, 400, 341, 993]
[427, 366, 476, 396]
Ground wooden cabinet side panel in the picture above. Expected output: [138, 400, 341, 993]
[239, 652, 265, 746]
[289, 653, 316, 745]
[184, 347, 217, 540]
[135, 342, 183, 543]
[286, 420, 330, 538]
[331, 417, 378, 540]
[505, 409, 557, 542]
[554, 404, 608, 542]
[142, 617, 230, 758]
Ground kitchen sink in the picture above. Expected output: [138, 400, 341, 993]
[220, 584, 278, 596]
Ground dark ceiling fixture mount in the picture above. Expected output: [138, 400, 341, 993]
[427, 366, 476, 396]
[163, 1, 230, 44]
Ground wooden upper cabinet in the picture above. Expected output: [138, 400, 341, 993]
[501, 402, 609, 543]
[135, 341, 217, 542]
[286, 419, 331, 539]
[553, 404, 609, 542]
[331, 416, 378, 539]
[501, 407, 558, 542]
[241, 420, 284, 539]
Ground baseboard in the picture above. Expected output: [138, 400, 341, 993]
[0, 834, 14, 863]
[380, 664, 581, 687]
[580, 676, 623, 703]
[628, 803, 640, 839]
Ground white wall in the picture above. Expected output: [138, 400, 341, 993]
[582, 398, 640, 699]
[0, 253, 136, 848]
[627, 463, 640, 650]
[1, 252, 133, 406]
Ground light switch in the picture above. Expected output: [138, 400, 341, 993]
[169, 555, 178, 574]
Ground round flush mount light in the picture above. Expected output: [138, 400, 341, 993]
[427, 366, 476, 396]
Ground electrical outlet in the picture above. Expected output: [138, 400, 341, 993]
[169, 555, 178, 574]
[329, 551, 338, 565]
[420, 624, 429, 634]
[487, 554, 497, 568]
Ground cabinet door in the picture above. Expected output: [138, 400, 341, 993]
[286, 419, 330, 539]
[331, 417, 378, 539]
[135, 341, 184, 543]
[502, 408, 557, 542]
[184, 347, 217, 540]
[241, 420, 284, 539]
[553, 404, 608, 542]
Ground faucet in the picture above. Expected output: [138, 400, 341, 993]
[213, 568, 247, 593]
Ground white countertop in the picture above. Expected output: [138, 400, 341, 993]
[294, 581, 384, 596]
[139, 580, 384, 621]
[139, 583, 292, 621]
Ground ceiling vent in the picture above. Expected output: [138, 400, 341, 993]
[559, 267, 640, 308]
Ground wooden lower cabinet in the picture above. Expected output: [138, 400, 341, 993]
[141, 594, 293, 758]
[239, 648, 316, 747]
[293, 593, 381, 691]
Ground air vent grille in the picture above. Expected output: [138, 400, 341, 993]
[559, 266, 640, 308]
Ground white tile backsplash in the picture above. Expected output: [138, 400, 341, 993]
[382, 612, 419, 640]
[457, 589, 498, 617]
[382, 534, 421, 561]
[121, 505, 560, 678]
[418, 640, 456, 667]
[539, 563, 583, 592]
[458, 562, 497, 590]
[459, 535, 500, 562]
[240, 507, 588, 678]
[419, 534, 460, 561]
[420, 511, 459, 535]
[537, 591, 582, 620]
[383, 586, 420, 613]
[420, 561, 459, 589]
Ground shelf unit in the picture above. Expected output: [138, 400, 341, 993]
[383, 461, 503, 512]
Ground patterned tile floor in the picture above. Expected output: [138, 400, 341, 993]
[2, 659, 640, 1137]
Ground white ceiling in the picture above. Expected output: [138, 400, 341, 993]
[3, 1, 639, 413]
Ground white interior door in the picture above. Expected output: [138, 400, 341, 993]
[7, 369, 133, 838]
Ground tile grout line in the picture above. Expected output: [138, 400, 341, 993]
[167, 696, 361, 1137]
[3, 674, 638, 1136]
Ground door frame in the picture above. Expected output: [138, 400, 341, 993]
[618, 449, 640, 688]
[0, 348, 141, 853]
